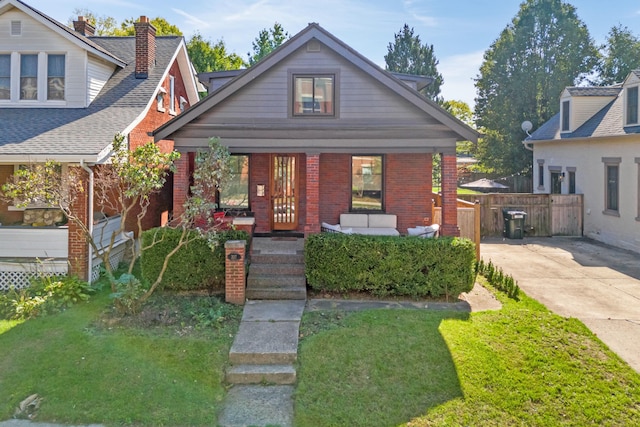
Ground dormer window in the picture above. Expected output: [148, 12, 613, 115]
[169, 75, 176, 115]
[561, 100, 570, 132]
[626, 86, 638, 125]
[156, 87, 166, 112]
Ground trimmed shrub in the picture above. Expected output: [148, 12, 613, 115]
[305, 233, 476, 299]
[476, 259, 520, 300]
[140, 227, 249, 291]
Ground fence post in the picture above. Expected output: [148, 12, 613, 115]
[225, 240, 246, 305]
[474, 200, 481, 260]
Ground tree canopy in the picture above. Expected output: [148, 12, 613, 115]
[473, 0, 599, 176]
[187, 32, 245, 72]
[384, 24, 443, 101]
[247, 22, 290, 66]
[598, 25, 640, 85]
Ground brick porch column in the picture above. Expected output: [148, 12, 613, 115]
[68, 166, 89, 280]
[225, 240, 246, 305]
[440, 152, 460, 237]
[172, 153, 190, 221]
[304, 153, 320, 236]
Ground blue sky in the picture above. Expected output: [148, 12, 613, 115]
[24, 0, 640, 107]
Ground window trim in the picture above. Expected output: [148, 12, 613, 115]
[350, 154, 384, 212]
[602, 157, 621, 216]
[288, 69, 340, 118]
[626, 86, 639, 126]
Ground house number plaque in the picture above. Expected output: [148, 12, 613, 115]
[227, 252, 242, 261]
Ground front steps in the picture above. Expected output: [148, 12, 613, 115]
[246, 238, 306, 300]
[226, 300, 305, 386]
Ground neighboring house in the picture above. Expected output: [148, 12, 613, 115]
[154, 23, 478, 238]
[526, 71, 640, 253]
[0, 0, 200, 287]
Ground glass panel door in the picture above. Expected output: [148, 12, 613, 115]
[272, 155, 298, 230]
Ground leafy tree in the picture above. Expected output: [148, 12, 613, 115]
[69, 8, 118, 36]
[598, 25, 640, 85]
[247, 22, 290, 66]
[69, 9, 181, 36]
[187, 32, 245, 72]
[384, 24, 444, 101]
[474, 0, 599, 176]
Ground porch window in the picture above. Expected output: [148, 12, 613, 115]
[603, 157, 620, 215]
[293, 75, 334, 115]
[219, 155, 249, 210]
[351, 155, 383, 211]
[20, 54, 37, 100]
[0, 54, 10, 100]
[47, 54, 65, 100]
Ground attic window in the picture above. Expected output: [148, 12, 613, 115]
[561, 100, 570, 132]
[11, 21, 21, 36]
[626, 86, 638, 125]
[293, 74, 334, 116]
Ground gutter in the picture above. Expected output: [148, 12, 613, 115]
[80, 160, 94, 284]
[522, 139, 534, 151]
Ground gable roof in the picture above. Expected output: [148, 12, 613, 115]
[0, 36, 188, 162]
[154, 23, 478, 144]
[0, 0, 125, 67]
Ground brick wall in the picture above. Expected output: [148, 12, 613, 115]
[68, 167, 89, 280]
[319, 153, 351, 224]
[440, 152, 460, 236]
[304, 154, 319, 235]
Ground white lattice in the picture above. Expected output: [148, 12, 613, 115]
[90, 239, 129, 282]
[0, 260, 68, 291]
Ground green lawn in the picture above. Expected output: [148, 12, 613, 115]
[0, 289, 241, 426]
[295, 286, 640, 426]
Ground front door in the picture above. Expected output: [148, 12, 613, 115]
[271, 154, 298, 230]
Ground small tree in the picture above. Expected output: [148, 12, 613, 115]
[247, 22, 289, 66]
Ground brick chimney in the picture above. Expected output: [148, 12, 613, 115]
[134, 16, 156, 79]
[73, 16, 95, 37]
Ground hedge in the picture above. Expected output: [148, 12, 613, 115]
[140, 227, 249, 291]
[305, 233, 476, 299]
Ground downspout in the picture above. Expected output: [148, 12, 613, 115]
[522, 139, 534, 151]
[80, 160, 94, 284]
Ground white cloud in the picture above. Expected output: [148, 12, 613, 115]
[438, 50, 484, 108]
[172, 8, 210, 28]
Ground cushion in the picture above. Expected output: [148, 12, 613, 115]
[407, 225, 439, 238]
[321, 222, 342, 232]
[340, 214, 368, 228]
[359, 227, 400, 236]
[368, 214, 397, 228]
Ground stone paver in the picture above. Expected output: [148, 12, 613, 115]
[218, 385, 294, 427]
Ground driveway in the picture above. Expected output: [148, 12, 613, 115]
[481, 236, 640, 373]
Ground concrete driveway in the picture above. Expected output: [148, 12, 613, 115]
[481, 237, 640, 372]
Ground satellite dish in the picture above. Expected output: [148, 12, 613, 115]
[521, 120, 533, 135]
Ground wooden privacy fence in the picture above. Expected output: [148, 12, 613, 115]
[457, 193, 583, 237]
[433, 197, 481, 259]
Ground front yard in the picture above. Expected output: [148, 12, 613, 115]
[1, 281, 639, 426]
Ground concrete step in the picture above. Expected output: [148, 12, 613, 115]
[229, 321, 300, 365]
[247, 275, 306, 288]
[226, 364, 296, 385]
[251, 253, 305, 265]
[246, 285, 307, 300]
[249, 263, 305, 276]
[218, 385, 294, 427]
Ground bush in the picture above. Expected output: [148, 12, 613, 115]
[0, 275, 94, 320]
[476, 259, 520, 299]
[140, 227, 249, 291]
[305, 234, 476, 299]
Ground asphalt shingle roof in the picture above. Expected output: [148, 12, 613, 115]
[566, 87, 622, 97]
[528, 86, 640, 142]
[0, 36, 182, 160]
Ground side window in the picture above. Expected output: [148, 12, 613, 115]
[47, 54, 65, 100]
[351, 155, 383, 211]
[626, 86, 638, 125]
[561, 100, 570, 131]
[0, 54, 10, 100]
[20, 54, 38, 100]
[602, 157, 621, 215]
[219, 155, 249, 210]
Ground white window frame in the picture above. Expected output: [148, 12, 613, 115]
[625, 86, 639, 126]
[169, 75, 176, 115]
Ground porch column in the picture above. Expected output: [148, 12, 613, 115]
[440, 152, 460, 237]
[304, 152, 320, 236]
[68, 166, 89, 280]
[172, 152, 190, 221]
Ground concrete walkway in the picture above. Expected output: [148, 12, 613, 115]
[481, 236, 640, 372]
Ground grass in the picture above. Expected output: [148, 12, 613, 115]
[0, 287, 242, 426]
[295, 284, 640, 426]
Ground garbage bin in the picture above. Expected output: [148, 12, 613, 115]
[502, 208, 527, 239]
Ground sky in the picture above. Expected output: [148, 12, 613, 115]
[24, 0, 640, 108]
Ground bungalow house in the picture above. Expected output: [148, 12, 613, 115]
[154, 23, 478, 238]
[526, 70, 640, 253]
[0, 0, 200, 288]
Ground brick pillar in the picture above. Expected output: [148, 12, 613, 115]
[304, 153, 320, 236]
[68, 167, 89, 280]
[172, 153, 190, 222]
[225, 240, 246, 305]
[440, 152, 460, 237]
